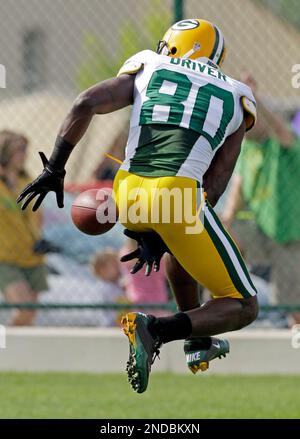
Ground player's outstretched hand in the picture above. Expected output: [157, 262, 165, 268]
[17, 152, 65, 211]
[120, 229, 171, 276]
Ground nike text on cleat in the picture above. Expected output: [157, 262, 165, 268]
[121, 312, 161, 394]
[184, 337, 230, 374]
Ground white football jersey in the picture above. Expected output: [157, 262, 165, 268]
[118, 50, 256, 184]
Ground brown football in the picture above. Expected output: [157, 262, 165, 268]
[71, 188, 118, 235]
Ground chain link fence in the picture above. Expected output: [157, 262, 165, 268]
[0, 0, 299, 326]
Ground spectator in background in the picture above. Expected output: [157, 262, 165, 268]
[222, 73, 300, 326]
[120, 238, 169, 316]
[291, 109, 300, 138]
[0, 130, 48, 325]
[90, 248, 125, 325]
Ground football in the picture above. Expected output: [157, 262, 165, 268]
[71, 188, 118, 235]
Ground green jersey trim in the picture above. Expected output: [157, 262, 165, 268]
[128, 125, 199, 176]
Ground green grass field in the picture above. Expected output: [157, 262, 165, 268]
[0, 372, 299, 418]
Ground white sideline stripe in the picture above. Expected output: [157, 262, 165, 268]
[206, 208, 257, 296]
[5, 327, 293, 339]
[5, 327, 122, 337]
[1, 328, 298, 375]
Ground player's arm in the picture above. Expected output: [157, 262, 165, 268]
[246, 96, 294, 148]
[17, 74, 134, 211]
[241, 72, 293, 148]
[221, 173, 243, 229]
[58, 75, 134, 145]
[203, 119, 246, 208]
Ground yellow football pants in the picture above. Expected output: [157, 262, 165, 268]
[113, 169, 257, 300]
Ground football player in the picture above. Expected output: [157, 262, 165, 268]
[18, 19, 259, 393]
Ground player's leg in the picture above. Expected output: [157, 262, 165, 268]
[0, 264, 38, 326]
[2, 264, 47, 326]
[118, 174, 258, 391]
[147, 200, 258, 374]
[119, 175, 257, 391]
[114, 169, 164, 392]
[154, 200, 258, 338]
[186, 295, 258, 336]
[165, 251, 257, 332]
[4, 282, 38, 326]
[165, 253, 229, 374]
[165, 254, 200, 311]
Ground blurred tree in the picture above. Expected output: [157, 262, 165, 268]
[257, 0, 300, 30]
[77, 1, 170, 90]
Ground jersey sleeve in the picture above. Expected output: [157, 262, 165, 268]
[241, 95, 257, 131]
[234, 80, 257, 131]
[117, 50, 153, 77]
[238, 83, 257, 131]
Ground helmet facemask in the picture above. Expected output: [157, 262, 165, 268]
[156, 40, 177, 56]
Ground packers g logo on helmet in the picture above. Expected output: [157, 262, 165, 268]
[172, 19, 199, 30]
[157, 19, 226, 67]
